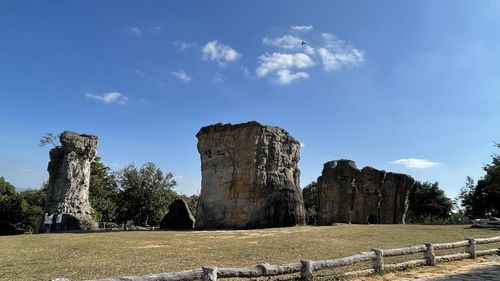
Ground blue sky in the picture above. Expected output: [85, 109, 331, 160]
[1, 1, 499, 199]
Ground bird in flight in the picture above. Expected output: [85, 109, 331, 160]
[301, 40, 306, 46]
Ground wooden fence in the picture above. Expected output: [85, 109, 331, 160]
[53, 236, 500, 281]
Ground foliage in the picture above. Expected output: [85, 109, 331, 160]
[460, 143, 500, 218]
[302, 181, 318, 225]
[116, 162, 177, 226]
[89, 157, 119, 225]
[38, 132, 59, 147]
[18, 186, 47, 231]
[407, 181, 453, 223]
[0, 177, 23, 224]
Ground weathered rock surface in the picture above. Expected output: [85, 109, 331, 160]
[39, 131, 99, 232]
[317, 160, 360, 225]
[160, 199, 196, 229]
[195, 121, 305, 229]
[351, 166, 385, 224]
[380, 172, 415, 224]
[317, 160, 415, 225]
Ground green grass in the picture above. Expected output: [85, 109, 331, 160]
[1, 225, 499, 281]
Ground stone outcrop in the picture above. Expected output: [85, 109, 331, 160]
[160, 199, 196, 230]
[0, 220, 23, 236]
[195, 121, 305, 229]
[317, 160, 415, 225]
[39, 131, 99, 232]
[317, 160, 359, 225]
[380, 172, 414, 224]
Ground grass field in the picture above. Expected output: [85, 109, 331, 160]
[1, 224, 499, 281]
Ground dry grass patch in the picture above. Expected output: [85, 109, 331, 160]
[0, 225, 498, 281]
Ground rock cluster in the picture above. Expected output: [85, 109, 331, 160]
[318, 159, 415, 225]
[40, 131, 99, 231]
[195, 121, 306, 229]
[160, 199, 196, 229]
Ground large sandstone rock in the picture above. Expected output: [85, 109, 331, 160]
[40, 131, 99, 232]
[380, 172, 415, 224]
[195, 121, 305, 229]
[351, 167, 385, 224]
[160, 199, 196, 230]
[317, 160, 359, 225]
[317, 160, 415, 225]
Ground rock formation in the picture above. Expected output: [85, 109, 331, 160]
[380, 172, 414, 224]
[195, 121, 305, 229]
[317, 160, 359, 225]
[39, 131, 99, 232]
[0, 219, 23, 236]
[160, 199, 196, 230]
[317, 160, 415, 225]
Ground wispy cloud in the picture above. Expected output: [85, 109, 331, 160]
[173, 40, 195, 50]
[202, 40, 241, 65]
[291, 25, 313, 32]
[256, 52, 314, 85]
[211, 73, 225, 83]
[300, 142, 306, 148]
[85, 92, 128, 105]
[134, 69, 146, 77]
[170, 69, 192, 81]
[263, 35, 303, 49]
[318, 33, 365, 71]
[389, 158, 439, 169]
[148, 24, 161, 34]
[128, 27, 142, 36]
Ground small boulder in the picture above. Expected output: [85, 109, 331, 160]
[160, 199, 195, 230]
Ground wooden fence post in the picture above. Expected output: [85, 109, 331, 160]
[465, 238, 477, 259]
[202, 267, 218, 281]
[300, 260, 313, 281]
[371, 249, 384, 273]
[424, 243, 436, 266]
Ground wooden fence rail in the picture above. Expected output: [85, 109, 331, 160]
[52, 236, 500, 281]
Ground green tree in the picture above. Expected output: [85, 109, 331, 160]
[407, 181, 453, 223]
[18, 186, 47, 231]
[302, 181, 318, 225]
[38, 132, 59, 147]
[460, 143, 500, 218]
[116, 163, 177, 226]
[89, 157, 119, 226]
[0, 177, 23, 225]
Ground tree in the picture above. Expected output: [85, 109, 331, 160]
[38, 133, 59, 147]
[460, 143, 500, 218]
[302, 181, 318, 225]
[116, 163, 177, 226]
[0, 177, 23, 224]
[18, 186, 47, 232]
[89, 157, 119, 226]
[407, 181, 453, 223]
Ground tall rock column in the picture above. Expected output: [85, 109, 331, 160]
[380, 172, 415, 224]
[317, 160, 360, 225]
[351, 166, 385, 224]
[195, 121, 305, 229]
[40, 131, 99, 231]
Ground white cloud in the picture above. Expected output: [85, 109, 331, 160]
[276, 69, 309, 85]
[211, 73, 225, 83]
[149, 24, 161, 34]
[291, 25, 313, 32]
[173, 40, 194, 50]
[202, 40, 241, 65]
[318, 33, 364, 71]
[389, 158, 439, 169]
[85, 92, 128, 105]
[170, 70, 192, 81]
[128, 27, 142, 36]
[263, 35, 303, 49]
[300, 142, 306, 148]
[256, 52, 314, 77]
